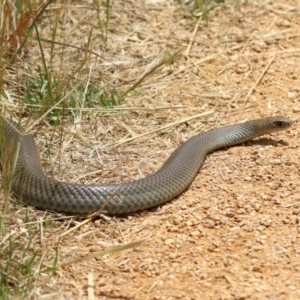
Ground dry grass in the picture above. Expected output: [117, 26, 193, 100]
[0, 0, 300, 299]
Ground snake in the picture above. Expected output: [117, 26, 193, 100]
[0, 115, 292, 215]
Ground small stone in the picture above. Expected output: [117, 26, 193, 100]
[225, 209, 234, 217]
[190, 230, 201, 236]
[173, 216, 183, 225]
[282, 218, 290, 224]
[251, 202, 261, 212]
[178, 65, 185, 73]
[293, 106, 300, 113]
[252, 265, 263, 272]
[204, 219, 215, 228]
[287, 91, 297, 99]
[267, 182, 280, 190]
[164, 238, 175, 245]
[257, 225, 266, 231]
[292, 208, 300, 215]
[273, 196, 281, 204]
[237, 208, 246, 214]
[260, 218, 272, 227]
[220, 217, 228, 224]
[252, 45, 262, 53]
[270, 159, 281, 165]
[192, 67, 199, 75]
[288, 285, 297, 290]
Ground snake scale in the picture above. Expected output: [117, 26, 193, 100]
[0, 115, 292, 215]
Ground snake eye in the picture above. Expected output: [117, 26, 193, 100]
[276, 121, 283, 127]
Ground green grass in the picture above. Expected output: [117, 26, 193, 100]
[178, 0, 224, 21]
[93, 0, 114, 44]
[21, 68, 120, 122]
[0, 205, 61, 299]
[0, 227, 42, 299]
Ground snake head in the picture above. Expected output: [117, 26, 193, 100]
[266, 116, 293, 132]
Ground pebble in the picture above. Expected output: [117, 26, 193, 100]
[292, 208, 300, 215]
[293, 106, 300, 113]
[252, 265, 263, 272]
[267, 182, 280, 190]
[164, 238, 175, 245]
[186, 220, 193, 226]
[257, 225, 266, 231]
[288, 285, 297, 290]
[269, 159, 281, 165]
[287, 91, 297, 99]
[190, 230, 201, 236]
[173, 216, 183, 225]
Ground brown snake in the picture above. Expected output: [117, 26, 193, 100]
[0, 115, 292, 215]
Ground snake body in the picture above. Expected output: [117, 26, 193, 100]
[0, 115, 292, 215]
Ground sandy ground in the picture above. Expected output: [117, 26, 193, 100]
[1, 0, 300, 299]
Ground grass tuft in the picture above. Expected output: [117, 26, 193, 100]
[0, 225, 41, 299]
[178, 0, 224, 21]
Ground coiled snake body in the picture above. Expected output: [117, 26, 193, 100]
[0, 115, 292, 215]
